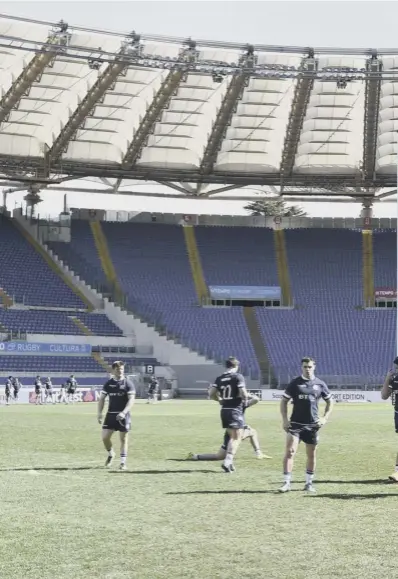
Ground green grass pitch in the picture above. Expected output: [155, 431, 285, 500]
[0, 400, 397, 579]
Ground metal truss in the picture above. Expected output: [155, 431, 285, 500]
[25, 184, 395, 204]
[6, 14, 398, 56]
[0, 21, 70, 126]
[199, 46, 255, 178]
[121, 42, 197, 168]
[0, 153, 396, 189]
[362, 55, 382, 182]
[375, 189, 397, 199]
[280, 54, 317, 182]
[4, 21, 398, 83]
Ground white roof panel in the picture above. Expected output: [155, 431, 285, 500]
[376, 75, 398, 174]
[215, 79, 295, 173]
[294, 79, 365, 174]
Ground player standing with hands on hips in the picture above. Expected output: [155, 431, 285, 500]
[97, 361, 135, 471]
[279, 357, 333, 493]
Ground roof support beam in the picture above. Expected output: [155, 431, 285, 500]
[363, 55, 382, 181]
[121, 42, 197, 168]
[156, 181, 195, 195]
[0, 22, 70, 126]
[375, 189, 396, 199]
[204, 184, 246, 196]
[199, 46, 255, 178]
[280, 55, 317, 182]
[0, 154, 397, 187]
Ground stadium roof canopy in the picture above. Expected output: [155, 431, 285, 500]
[0, 14, 398, 205]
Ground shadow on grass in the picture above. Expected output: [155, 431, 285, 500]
[309, 493, 396, 500]
[318, 479, 392, 485]
[0, 466, 103, 472]
[167, 459, 198, 463]
[109, 469, 217, 475]
[166, 489, 300, 495]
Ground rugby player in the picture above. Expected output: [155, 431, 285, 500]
[188, 394, 271, 462]
[44, 377, 56, 404]
[12, 377, 21, 402]
[97, 361, 135, 471]
[147, 377, 159, 404]
[34, 376, 43, 405]
[66, 374, 78, 403]
[209, 357, 249, 473]
[58, 383, 67, 404]
[279, 357, 333, 493]
[381, 357, 398, 481]
[5, 376, 12, 406]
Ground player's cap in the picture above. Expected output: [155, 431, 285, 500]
[112, 360, 125, 369]
[394, 357, 398, 366]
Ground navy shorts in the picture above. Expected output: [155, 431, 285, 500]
[103, 412, 131, 433]
[221, 408, 245, 430]
[394, 412, 398, 433]
[221, 425, 252, 450]
[288, 422, 320, 446]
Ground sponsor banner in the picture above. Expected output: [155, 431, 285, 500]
[260, 389, 387, 403]
[248, 389, 263, 399]
[28, 388, 95, 404]
[0, 341, 92, 356]
[209, 285, 281, 300]
[374, 288, 397, 299]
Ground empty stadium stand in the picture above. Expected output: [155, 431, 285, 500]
[256, 229, 395, 382]
[0, 355, 104, 373]
[373, 230, 395, 287]
[0, 214, 124, 343]
[47, 218, 397, 384]
[0, 215, 86, 308]
[0, 309, 122, 336]
[50, 220, 261, 377]
[49, 220, 107, 291]
[195, 225, 279, 287]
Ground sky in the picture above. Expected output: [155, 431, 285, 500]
[1, 0, 398, 219]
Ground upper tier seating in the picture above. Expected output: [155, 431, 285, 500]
[0, 309, 122, 336]
[0, 215, 85, 308]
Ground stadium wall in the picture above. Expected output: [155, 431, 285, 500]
[75, 210, 397, 230]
